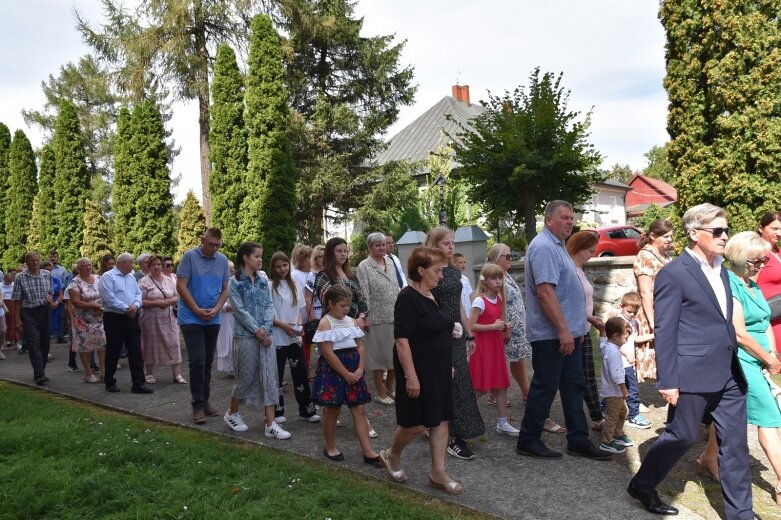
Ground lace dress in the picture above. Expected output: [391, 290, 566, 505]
[431, 265, 484, 439]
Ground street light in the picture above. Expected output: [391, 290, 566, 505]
[434, 173, 446, 226]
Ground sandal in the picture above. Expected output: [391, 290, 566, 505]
[145, 374, 156, 384]
[379, 450, 408, 483]
[487, 397, 511, 407]
[429, 476, 463, 496]
[543, 420, 566, 434]
[174, 374, 187, 384]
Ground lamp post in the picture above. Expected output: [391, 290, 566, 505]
[434, 173, 446, 226]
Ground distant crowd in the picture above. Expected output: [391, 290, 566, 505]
[2, 203, 781, 515]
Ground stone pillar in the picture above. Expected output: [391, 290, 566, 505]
[396, 230, 427, 278]
[454, 225, 489, 287]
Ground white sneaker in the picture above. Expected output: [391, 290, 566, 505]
[224, 411, 248, 432]
[300, 414, 321, 423]
[265, 421, 291, 439]
[496, 421, 520, 437]
[275, 416, 287, 424]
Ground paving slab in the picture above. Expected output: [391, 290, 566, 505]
[0, 340, 706, 519]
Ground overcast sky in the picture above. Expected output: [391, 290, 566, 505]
[0, 0, 668, 204]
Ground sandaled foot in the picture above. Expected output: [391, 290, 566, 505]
[174, 374, 187, 384]
[379, 449, 408, 483]
[429, 476, 463, 495]
[543, 419, 566, 434]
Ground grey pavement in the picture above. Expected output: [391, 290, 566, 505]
[0, 340, 707, 520]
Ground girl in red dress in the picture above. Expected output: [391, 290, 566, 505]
[468, 263, 517, 436]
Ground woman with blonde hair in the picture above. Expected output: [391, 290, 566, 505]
[566, 230, 606, 431]
[425, 226, 484, 459]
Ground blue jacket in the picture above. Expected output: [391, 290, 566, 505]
[228, 271, 274, 338]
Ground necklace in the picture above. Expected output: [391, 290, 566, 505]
[411, 283, 435, 300]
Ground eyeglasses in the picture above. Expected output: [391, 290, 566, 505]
[502, 254, 512, 260]
[746, 257, 770, 267]
[206, 240, 222, 248]
[164, 263, 173, 268]
[696, 227, 730, 238]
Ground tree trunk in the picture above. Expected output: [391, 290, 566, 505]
[522, 190, 537, 242]
[193, 0, 212, 223]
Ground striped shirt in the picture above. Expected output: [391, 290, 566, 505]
[12, 270, 53, 308]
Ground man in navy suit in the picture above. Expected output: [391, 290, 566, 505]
[627, 203, 755, 518]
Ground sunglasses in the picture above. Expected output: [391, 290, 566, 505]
[164, 263, 173, 267]
[696, 227, 730, 238]
[746, 257, 770, 267]
[502, 254, 512, 260]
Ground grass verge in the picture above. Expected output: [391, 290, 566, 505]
[0, 382, 490, 520]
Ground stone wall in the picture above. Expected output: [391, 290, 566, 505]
[496, 256, 637, 320]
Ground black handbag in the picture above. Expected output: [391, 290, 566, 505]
[303, 319, 320, 343]
[768, 293, 781, 321]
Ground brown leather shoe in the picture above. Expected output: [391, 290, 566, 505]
[204, 404, 220, 417]
[193, 409, 206, 424]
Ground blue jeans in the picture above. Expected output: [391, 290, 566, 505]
[518, 337, 590, 446]
[181, 324, 220, 411]
[625, 366, 640, 419]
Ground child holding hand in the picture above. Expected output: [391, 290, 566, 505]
[599, 317, 634, 454]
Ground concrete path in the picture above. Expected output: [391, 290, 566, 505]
[0, 340, 707, 520]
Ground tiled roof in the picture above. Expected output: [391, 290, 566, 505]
[372, 96, 486, 166]
[597, 178, 632, 191]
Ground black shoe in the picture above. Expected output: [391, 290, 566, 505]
[131, 385, 154, 394]
[56, 337, 65, 344]
[363, 455, 383, 467]
[323, 449, 344, 461]
[447, 438, 475, 460]
[35, 376, 49, 385]
[516, 439, 563, 459]
[627, 482, 679, 515]
[567, 441, 612, 461]
[105, 384, 120, 393]
[66, 364, 79, 372]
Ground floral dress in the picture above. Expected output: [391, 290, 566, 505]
[431, 265, 484, 440]
[632, 245, 670, 381]
[504, 274, 531, 361]
[67, 276, 106, 353]
[311, 315, 372, 407]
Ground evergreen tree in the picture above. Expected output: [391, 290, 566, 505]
[208, 43, 247, 257]
[4, 131, 38, 268]
[28, 145, 57, 253]
[242, 14, 297, 263]
[112, 107, 134, 253]
[661, 0, 781, 230]
[53, 100, 90, 266]
[81, 199, 112, 268]
[642, 144, 674, 182]
[279, 0, 415, 243]
[0, 122, 13, 254]
[177, 190, 206, 261]
[128, 101, 176, 256]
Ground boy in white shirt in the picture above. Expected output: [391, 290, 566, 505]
[616, 292, 654, 429]
[599, 317, 635, 454]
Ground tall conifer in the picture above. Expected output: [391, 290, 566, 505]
[28, 145, 57, 253]
[242, 14, 296, 263]
[0, 122, 11, 254]
[112, 107, 134, 253]
[176, 190, 206, 261]
[53, 100, 90, 266]
[81, 199, 112, 268]
[4, 131, 38, 268]
[208, 43, 247, 257]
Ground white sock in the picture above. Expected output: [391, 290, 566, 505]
[497, 417, 508, 425]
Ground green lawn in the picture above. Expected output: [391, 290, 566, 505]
[0, 382, 487, 520]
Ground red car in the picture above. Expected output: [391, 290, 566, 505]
[592, 225, 642, 257]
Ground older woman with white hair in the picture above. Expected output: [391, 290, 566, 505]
[695, 231, 781, 502]
[357, 232, 401, 404]
[67, 258, 106, 383]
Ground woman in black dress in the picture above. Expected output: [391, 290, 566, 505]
[380, 247, 462, 495]
[426, 226, 485, 459]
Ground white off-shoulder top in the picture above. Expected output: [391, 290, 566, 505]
[312, 314, 365, 351]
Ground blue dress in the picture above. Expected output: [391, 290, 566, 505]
[728, 271, 781, 427]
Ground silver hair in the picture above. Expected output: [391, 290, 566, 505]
[117, 252, 134, 263]
[367, 232, 387, 247]
[487, 243, 509, 263]
[682, 203, 726, 234]
[544, 200, 573, 218]
[76, 257, 92, 267]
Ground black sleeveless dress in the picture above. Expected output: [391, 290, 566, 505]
[431, 265, 485, 439]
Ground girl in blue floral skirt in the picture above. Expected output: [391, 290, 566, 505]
[312, 285, 380, 465]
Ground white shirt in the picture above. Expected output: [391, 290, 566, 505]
[460, 274, 473, 314]
[271, 280, 305, 347]
[686, 248, 727, 318]
[470, 294, 498, 314]
[387, 253, 408, 288]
